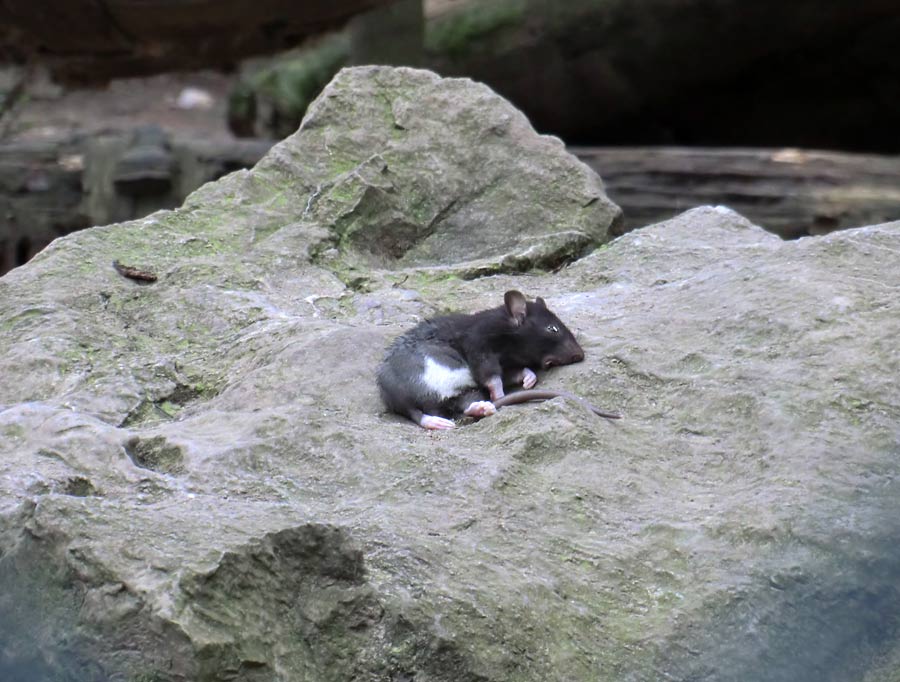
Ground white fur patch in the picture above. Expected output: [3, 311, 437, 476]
[421, 357, 475, 399]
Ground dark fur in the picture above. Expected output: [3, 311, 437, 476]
[377, 291, 618, 427]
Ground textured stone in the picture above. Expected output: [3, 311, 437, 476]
[0, 66, 898, 681]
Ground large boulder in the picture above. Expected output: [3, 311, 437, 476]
[1, 66, 898, 681]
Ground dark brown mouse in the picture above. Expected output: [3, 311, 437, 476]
[377, 290, 621, 429]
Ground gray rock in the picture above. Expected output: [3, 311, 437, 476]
[1, 67, 899, 681]
[274, 65, 622, 282]
[0, 130, 274, 277]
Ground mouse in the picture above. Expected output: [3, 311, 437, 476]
[377, 290, 621, 429]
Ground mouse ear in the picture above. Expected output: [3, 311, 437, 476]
[535, 297, 547, 308]
[504, 290, 527, 327]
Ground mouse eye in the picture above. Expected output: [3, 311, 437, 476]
[546, 324, 559, 333]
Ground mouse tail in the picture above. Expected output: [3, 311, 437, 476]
[492, 389, 622, 420]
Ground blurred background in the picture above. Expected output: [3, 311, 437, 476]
[2, 0, 899, 276]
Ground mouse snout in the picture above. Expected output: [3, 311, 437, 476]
[562, 338, 585, 365]
[542, 345, 584, 369]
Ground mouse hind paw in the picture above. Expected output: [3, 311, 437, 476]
[420, 414, 456, 430]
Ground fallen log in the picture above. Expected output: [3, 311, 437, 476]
[575, 146, 900, 239]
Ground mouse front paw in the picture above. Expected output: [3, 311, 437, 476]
[521, 367, 537, 389]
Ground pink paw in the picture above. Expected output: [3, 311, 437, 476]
[522, 367, 537, 389]
[420, 415, 455, 430]
[464, 401, 497, 418]
[486, 376, 504, 401]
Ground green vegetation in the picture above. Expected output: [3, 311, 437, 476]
[230, 34, 350, 139]
[426, 0, 527, 57]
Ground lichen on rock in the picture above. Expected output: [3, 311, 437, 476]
[274, 65, 622, 281]
[1, 66, 899, 681]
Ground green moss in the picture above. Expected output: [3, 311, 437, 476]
[0, 307, 48, 333]
[235, 34, 350, 139]
[121, 400, 170, 427]
[342, 272, 374, 293]
[393, 270, 461, 288]
[426, 0, 526, 57]
[226, 81, 256, 128]
[189, 381, 219, 400]
[158, 401, 180, 418]
[3, 423, 25, 441]
[124, 436, 185, 475]
[120, 375, 223, 427]
[328, 156, 364, 179]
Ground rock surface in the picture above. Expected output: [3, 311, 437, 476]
[1, 66, 899, 681]
[0, 130, 274, 277]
